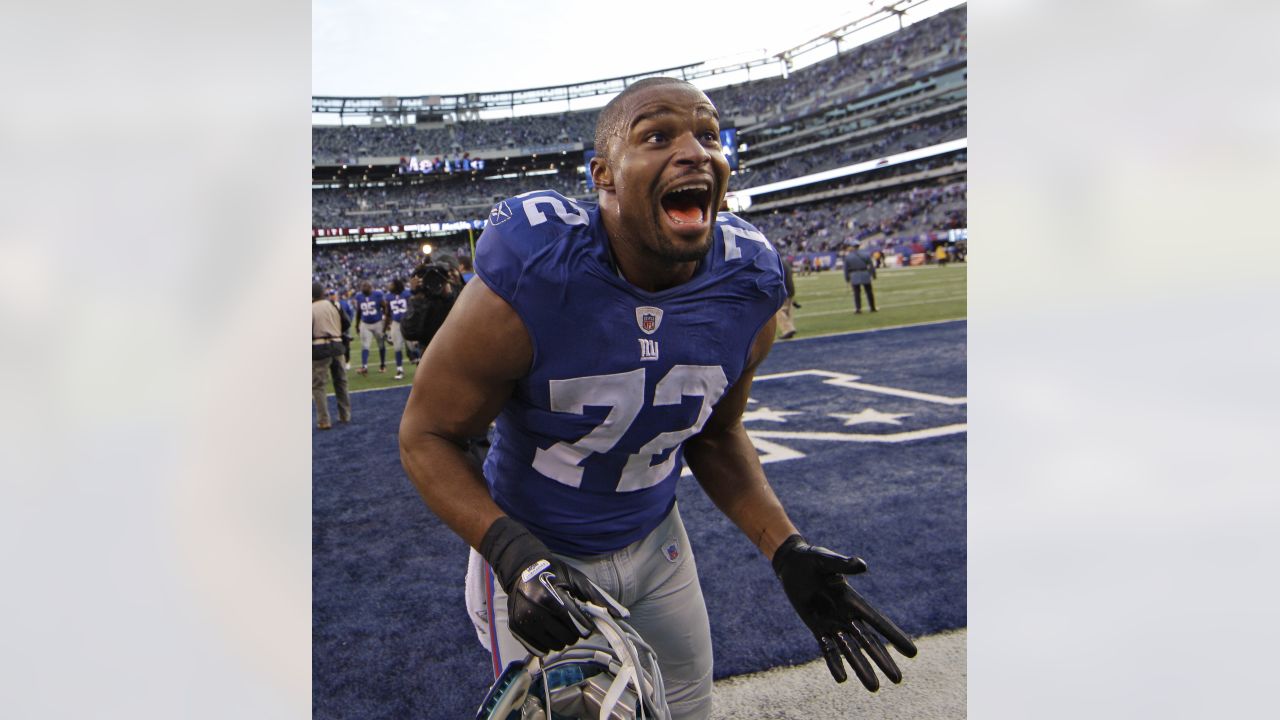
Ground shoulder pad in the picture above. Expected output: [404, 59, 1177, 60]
[715, 212, 778, 262]
[487, 190, 592, 232]
[476, 191, 595, 305]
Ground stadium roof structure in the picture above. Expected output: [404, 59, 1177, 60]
[313, 0, 955, 122]
[312, 62, 704, 118]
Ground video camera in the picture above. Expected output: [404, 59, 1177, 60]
[411, 262, 454, 299]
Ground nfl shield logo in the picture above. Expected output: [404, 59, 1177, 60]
[635, 306, 663, 335]
[663, 539, 680, 563]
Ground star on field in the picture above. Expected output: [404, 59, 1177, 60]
[829, 408, 912, 426]
[741, 407, 803, 423]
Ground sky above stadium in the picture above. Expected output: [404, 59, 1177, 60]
[313, 0, 965, 99]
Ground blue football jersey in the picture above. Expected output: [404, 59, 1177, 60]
[355, 290, 385, 323]
[388, 290, 411, 322]
[475, 191, 786, 556]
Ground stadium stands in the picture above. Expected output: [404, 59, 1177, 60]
[734, 113, 966, 190]
[705, 6, 965, 122]
[312, 3, 967, 291]
[312, 238, 473, 294]
[745, 179, 967, 253]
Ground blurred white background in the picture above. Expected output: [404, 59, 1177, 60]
[0, 1, 310, 717]
[0, 1, 1277, 717]
[969, 1, 1280, 717]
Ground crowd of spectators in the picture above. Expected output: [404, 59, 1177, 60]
[744, 179, 966, 255]
[312, 191, 454, 227]
[311, 6, 967, 272]
[706, 6, 965, 121]
[312, 112, 598, 164]
[735, 112, 966, 189]
[749, 88, 963, 153]
[452, 113, 597, 153]
[311, 239, 472, 294]
[756, 150, 965, 206]
[312, 177, 966, 291]
[311, 5, 965, 162]
[311, 143, 964, 230]
[312, 171, 590, 228]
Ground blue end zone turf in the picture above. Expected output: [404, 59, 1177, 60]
[313, 320, 966, 719]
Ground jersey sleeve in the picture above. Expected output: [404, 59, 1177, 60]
[716, 212, 787, 310]
[473, 217, 524, 308]
[475, 191, 592, 308]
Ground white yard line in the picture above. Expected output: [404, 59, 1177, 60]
[748, 424, 968, 443]
[796, 295, 967, 317]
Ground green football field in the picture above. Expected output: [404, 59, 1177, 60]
[336, 262, 967, 393]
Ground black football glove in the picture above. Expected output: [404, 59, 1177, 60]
[772, 534, 918, 691]
[480, 517, 626, 656]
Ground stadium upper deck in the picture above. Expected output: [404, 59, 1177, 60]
[311, 2, 966, 263]
[311, 3, 964, 164]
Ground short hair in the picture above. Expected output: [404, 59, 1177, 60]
[593, 76, 692, 160]
[312, 282, 325, 300]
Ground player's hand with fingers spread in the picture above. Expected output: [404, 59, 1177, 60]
[480, 517, 627, 656]
[771, 534, 918, 690]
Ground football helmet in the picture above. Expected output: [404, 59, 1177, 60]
[476, 601, 669, 720]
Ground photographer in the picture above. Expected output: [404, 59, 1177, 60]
[400, 254, 461, 354]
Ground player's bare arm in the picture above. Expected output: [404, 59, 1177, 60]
[399, 277, 619, 656]
[398, 277, 527, 548]
[686, 315, 918, 690]
[683, 315, 799, 559]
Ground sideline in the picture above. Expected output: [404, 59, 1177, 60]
[711, 629, 966, 720]
[780, 316, 966, 343]
[796, 296, 966, 318]
[329, 318, 967, 396]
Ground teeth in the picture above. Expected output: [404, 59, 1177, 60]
[668, 183, 709, 195]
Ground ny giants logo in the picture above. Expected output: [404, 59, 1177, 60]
[638, 338, 659, 362]
[635, 306, 663, 361]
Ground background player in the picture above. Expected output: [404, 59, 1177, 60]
[386, 278, 413, 379]
[399, 78, 915, 718]
[353, 280, 388, 375]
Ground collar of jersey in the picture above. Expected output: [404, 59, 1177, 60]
[588, 210, 718, 302]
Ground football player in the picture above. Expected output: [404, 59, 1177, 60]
[386, 278, 413, 379]
[353, 280, 387, 375]
[400, 78, 916, 719]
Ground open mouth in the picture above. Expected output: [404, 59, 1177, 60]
[659, 182, 712, 227]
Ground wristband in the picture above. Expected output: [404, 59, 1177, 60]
[479, 516, 552, 593]
[770, 533, 806, 575]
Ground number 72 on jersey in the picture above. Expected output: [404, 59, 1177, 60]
[531, 365, 728, 493]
